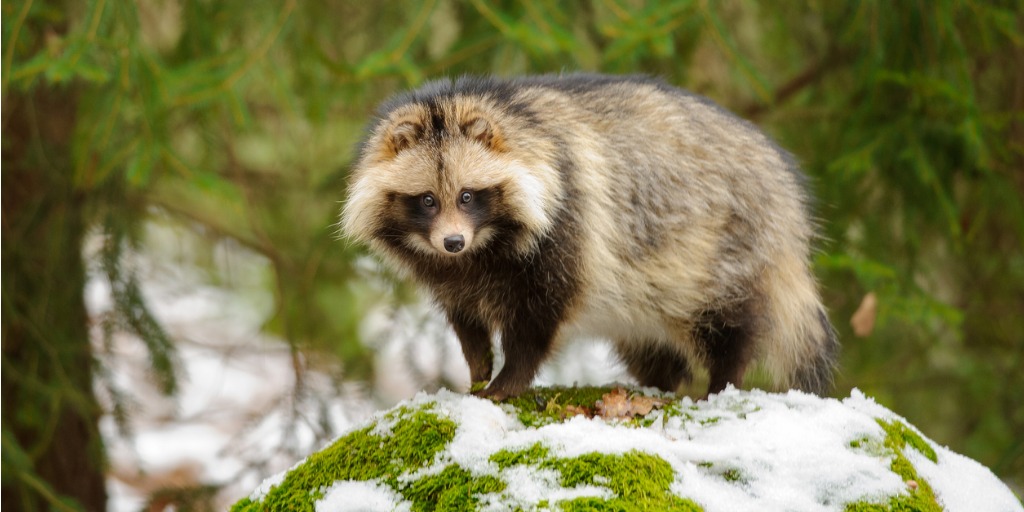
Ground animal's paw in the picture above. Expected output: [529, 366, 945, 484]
[472, 386, 509, 402]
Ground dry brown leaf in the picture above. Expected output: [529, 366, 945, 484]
[629, 395, 669, 416]
[595, 388, 670, 419]
[596, 388, 631, 418]
[563, 404, 591, 419]
[851, 292, 878, 337]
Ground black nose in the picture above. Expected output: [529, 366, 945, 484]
[443, 235, 465, 253]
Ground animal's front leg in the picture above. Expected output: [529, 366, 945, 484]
[448, 311, 493, 389]
[475, 316, 558, 401]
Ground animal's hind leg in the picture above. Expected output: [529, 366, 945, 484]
[616, 340, 692, 393]
[695, 303, 758, 396]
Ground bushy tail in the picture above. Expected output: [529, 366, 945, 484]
[789, 308, 839, 395]
[760, 255, 839, 396]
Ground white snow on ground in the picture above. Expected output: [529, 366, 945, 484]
[248, 388, 1022, 512]
[913, 443, 1018, 512]
[317, 480, 413, 512]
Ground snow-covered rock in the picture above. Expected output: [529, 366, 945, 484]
[233, 386, 1023, 512]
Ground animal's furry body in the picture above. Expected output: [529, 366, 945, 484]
[343, 74, 838, 400]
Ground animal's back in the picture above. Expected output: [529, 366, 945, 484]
[500, 75, 834, 393]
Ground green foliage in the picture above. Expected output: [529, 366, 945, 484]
[0, 428, 85, 512]
[98, 218, 179, 396]
[780, 2, 1024, 486]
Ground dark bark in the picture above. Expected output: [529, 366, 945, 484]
[2, 84, 108, 511]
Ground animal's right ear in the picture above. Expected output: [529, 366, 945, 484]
[385, 121, 423, 157]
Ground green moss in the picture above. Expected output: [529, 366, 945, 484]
[844, 477, 942, 512]
[403, 464, 505, 511]
[488, 440, 702, 510]
[877, 419, 938, 463]
[541, 450, 702, 511]
[229, 497, 255, 512]
[849, 436, 888, 457]
[490, 442, 552, 470]
[722, 468, 743, 482]
[844, 503, 891, 512]
[843, 419, 942, 512]
[504, 386, 612, 427]
[235, 405, 456, 511]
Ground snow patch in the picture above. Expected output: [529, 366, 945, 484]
[317, 480, 412, 512]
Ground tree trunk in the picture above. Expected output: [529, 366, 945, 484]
[2, 85, 108, 511]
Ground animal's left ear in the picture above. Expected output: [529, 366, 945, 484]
[461, 117, 503, 150]
[387, 120, 424, 156]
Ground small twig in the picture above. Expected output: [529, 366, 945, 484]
[742, 47, 849, 121]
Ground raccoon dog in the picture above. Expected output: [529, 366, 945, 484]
[342, 74, 838, 401]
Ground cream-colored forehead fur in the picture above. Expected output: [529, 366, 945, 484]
[342, 94, 565, 248]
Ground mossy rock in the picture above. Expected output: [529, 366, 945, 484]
[233, 387, 1022, 511]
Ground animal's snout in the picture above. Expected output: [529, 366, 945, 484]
[444, 235, 465, 253]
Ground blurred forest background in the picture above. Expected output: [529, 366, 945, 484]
[3, 0, 1022, 510]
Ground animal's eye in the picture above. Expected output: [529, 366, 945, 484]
[422, 194, 436, 208]
[460, 191, 473, 204]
